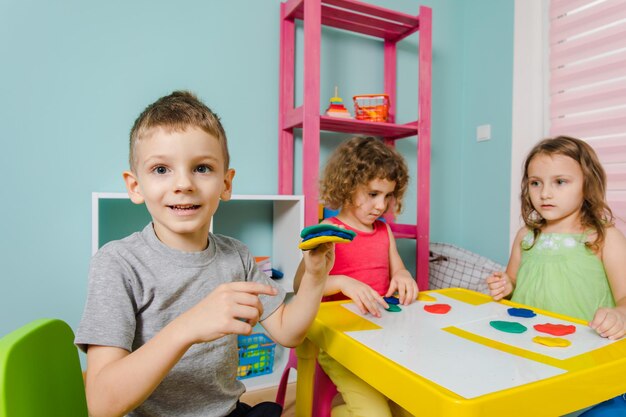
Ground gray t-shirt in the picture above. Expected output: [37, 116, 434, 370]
[75, 224, 285, 417]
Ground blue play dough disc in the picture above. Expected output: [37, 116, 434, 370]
[383, 296, 400, 305]
[507, 307, 537, 318]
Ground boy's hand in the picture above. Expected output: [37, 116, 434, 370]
[340, 276, 388, 318]
[302, 242, 335, 280]
[486, 271, 513, 301]
[178, 282, 278, 345]
[387, 274, 418, 305]
[590, 307, 626, 340]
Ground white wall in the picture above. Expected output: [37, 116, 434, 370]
[510, 0, 550, 247]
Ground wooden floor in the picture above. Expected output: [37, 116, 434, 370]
[240, 382, 296, 417]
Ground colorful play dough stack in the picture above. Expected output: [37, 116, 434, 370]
[298, 224, 356, 251]
[325, 87, 353, 119]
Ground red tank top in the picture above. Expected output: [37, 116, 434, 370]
[323, 217, 390, 302]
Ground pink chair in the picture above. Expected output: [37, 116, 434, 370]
[275, 349, 338, 417]
[311, 360, 338, 417]
[274, 348, 297, 408]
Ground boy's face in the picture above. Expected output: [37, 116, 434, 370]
[123, 126, 234, 251]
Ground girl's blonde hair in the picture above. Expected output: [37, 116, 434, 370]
[320, 136, 409, 214]
[521, 135, 613, 250]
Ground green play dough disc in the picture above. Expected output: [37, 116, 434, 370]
[299, 224, 356, 239]
[489, 320, 527, 334]
[385, 304, 402, 312]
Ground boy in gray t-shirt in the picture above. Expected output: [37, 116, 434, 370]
[76, 91, 335, 417]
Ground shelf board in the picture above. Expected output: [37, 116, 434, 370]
[389, 222, 417, 240]
[283, 107, 418, 139]
[284, 0, 420, 41]
[320, 116, 418, 139]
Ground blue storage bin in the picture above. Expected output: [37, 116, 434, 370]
[237, 333, 276, 379]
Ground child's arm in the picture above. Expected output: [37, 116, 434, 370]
[261, 242, 335, 347]
[591, 227, 626, 340]
[385, 223, 418, 305]
[293, 260, 389, 318]
[293, 221, 389, 317]
[486, 227, 525, 300]
[84, 282, 277, 417]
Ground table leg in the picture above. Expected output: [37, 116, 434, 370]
[295, 338, 319, 417]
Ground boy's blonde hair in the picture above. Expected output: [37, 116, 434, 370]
[521, 135, 614, 250]
[320, 136, 409, 214]
[129, 90, 229, 171]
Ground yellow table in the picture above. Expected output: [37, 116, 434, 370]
[295, 288, 626, 417]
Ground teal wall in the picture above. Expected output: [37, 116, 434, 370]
[457, 0, 514, 260]
[0, 0, 514, 336]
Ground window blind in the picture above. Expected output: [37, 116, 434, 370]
[549, 0, 626, 232]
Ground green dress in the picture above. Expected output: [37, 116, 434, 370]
[511, 232, 615, 322]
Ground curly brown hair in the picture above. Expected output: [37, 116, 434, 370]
[129, 90, 229, 171]
[521, 135, 613, 251]
[320, 136, 409, 214]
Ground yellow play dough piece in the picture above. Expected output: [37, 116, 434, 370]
[298, 235, 351, 250]
[532, 336, 571, 348]
[417, 293, 437, 302]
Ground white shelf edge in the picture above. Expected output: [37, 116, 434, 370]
[93, 192, 129, 199]
[230, 194, 304, 201]
[92, 192, 303, 201]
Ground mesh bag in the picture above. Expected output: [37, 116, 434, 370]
[428, 242, 504, 294]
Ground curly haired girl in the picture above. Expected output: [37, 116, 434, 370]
[296, 136, 417, 417]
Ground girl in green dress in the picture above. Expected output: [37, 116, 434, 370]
[486, 136, 626, 416]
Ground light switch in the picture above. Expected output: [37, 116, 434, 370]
[477, 124, 491, 142]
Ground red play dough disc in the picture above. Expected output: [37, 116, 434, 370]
[424, 303, 451, 314]
[533, 323, 576, 336]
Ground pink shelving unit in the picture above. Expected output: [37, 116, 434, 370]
[278, 0, 432, 290]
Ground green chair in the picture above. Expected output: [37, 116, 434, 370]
[0, 318, 88, 417]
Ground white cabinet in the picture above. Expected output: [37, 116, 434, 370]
[92, 193, 303, 293]
[91, 192, 303, 390]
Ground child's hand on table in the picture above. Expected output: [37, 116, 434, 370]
[486, 271, 514, 301]
[339, 275, 388, 318]
[590, 307, 626, 340]
[177, 282, 278, 345]
[387, 273, 418, 305]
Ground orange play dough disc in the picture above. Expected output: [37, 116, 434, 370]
[424, 304, 451, 314]
[534, 323, 576, 336]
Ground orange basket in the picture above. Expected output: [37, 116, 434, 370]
[353, 94, 390, 122]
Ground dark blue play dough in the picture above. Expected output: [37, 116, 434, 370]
[383, 296, 400, 305]
[507, 307, 537, 318]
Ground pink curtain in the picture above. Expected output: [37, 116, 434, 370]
[549, 0, 626, 233]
